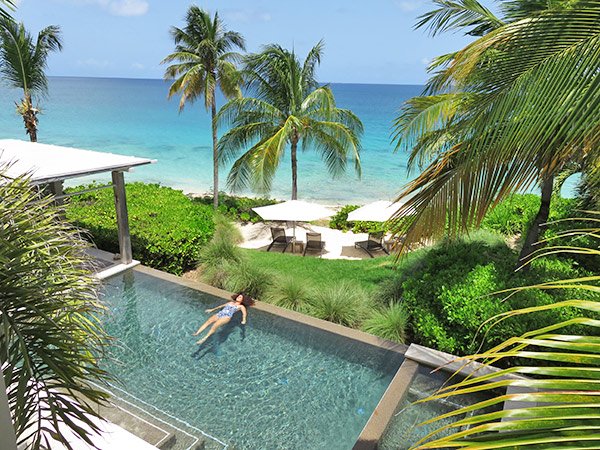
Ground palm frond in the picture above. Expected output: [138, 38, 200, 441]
[416, 0, 505, 37]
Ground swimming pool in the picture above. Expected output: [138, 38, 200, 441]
[100, 268, 404, 449]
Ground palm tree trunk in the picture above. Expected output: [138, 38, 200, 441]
[22, 93, 38, 142]
[518, 175, 554, 269]
[211, 97, 218, 210]
[291, 138, 298, 200]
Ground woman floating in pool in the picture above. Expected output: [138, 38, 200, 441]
[193, 293, 255, 345]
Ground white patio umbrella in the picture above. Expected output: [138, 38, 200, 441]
[252, 200, 335, 238]
[347, 200, 407, 222]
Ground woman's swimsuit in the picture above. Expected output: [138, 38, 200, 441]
[216, 303, 240, 319]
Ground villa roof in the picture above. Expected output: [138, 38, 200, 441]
[0, 139, 155, 184]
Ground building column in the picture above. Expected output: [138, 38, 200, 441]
[0, 375, 17, 450]
[111, 171, 132, 264]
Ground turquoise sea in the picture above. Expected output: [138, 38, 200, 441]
[0, 77, 422, 204]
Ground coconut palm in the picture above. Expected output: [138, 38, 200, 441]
[410, 213, 600, 448]
[162, 6, 245, 210]
[391, 0, 600, 266]
[0, 164, 111, 449]
[217, 42, 363, 199]
[0, 18, 62, 142]
[1, 0, 15, 20]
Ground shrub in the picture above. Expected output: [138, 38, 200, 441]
[329, 205, 359, 231]
[224, 261, 274, 300]
[265, 276, 313, 312]
[65, 183, 214, 275]
[193, 193, 278, 223]
[198, 216, 244, 288]
[309, 281, 370, 327]
[362, 302, 409, 343]
[396, 232, 590, 355]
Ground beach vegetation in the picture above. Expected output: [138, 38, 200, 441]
[162, 6, 245, 210]
[0, 167, 111, 448]
[391, 0, 600, 268]
[193, 192, 278, 223]
[0, 17, 62, 141]
[64, 182, 214, 275]
[309, 281, 370, 327]
[395, 231, 592, 356]
[265, 276, 313, 312]
[224, 260, 274, 299]
[411, 215, 600, 449]
[217, 41, 363, 199]
[362, 302, 408, 344]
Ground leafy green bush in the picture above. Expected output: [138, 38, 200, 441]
[265, 276, 313, 312]
[309, 281, 370, 327]
[329, 205, 359, 231]
[193, 193, 278, 223]
[362, 302, 408, 343]
[395, 231, 592, 355]
[481, 194, 576, 236]
[65, 183, 214, 275]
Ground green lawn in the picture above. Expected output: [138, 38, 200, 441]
[240, 248, 397, 291]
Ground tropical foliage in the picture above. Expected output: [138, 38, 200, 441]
[391, 0, 600, 265]
[162, 6, 245, 209]
[0, 0, 14, 20]
[411, 214, 600, 449]
[64, 183, 214, 275]
[217, 41, 363, 199]
[0, 18, 62, 141]
[0, 166, 110, 449]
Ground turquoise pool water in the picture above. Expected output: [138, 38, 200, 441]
[100, 270, 403, 449]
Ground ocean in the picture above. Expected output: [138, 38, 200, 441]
[0, 77, 423, 204]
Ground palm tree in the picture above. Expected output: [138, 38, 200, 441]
[217, 42, 363, 200]
[410, 213, 600, 448]
[162, 6, 245, 210]
[391, 0, 600, 266]
[0, 18, 62, 142]
[0, 164, 111, 448]
[1, 0, 15, 20]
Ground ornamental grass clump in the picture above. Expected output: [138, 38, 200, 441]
[225, 260, 274, 300]
[198, 216, 244, 288]
[310, 281, 369, 327]
[0, 167, 111, 448]
[266, 276, 314, 312]
[363, 302, 409, 343]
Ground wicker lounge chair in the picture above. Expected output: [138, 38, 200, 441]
[267, 227, 294, 253]
[354, 231, 390, 258]
[303, 232, 325, 257]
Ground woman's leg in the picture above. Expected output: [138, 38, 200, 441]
[196, 317, 230, 344]
[192, 315, 217, 336]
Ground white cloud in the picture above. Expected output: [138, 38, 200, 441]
[58, 0, 148, 16]
[77, 58, 113, 68]
[421, 57, 432, 66]
[395, 0, 422, 12]
[131, 62, 145, 70]
[105, 0, 148, 17]
[223, 9, 271, 23]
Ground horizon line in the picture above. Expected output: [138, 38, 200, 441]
[47, 74, 425, 87]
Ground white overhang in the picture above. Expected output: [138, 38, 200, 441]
[0, 139, 155, 184]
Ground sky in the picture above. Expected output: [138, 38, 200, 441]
[11, 0, 476, 84]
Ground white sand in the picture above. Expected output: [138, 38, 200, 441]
[237, 221, 389, 260]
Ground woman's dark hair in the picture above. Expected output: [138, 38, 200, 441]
[231, 292, 255, 307]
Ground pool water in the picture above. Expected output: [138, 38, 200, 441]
[100, 270, 403, 449]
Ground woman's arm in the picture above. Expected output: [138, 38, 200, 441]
[205, 303, 228, 313]
[240, 305, 247, 324]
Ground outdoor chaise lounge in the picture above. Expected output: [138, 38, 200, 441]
[267, 227, 295, 252]
[303, 232, 325, 257]
[354, 231, 390, 258]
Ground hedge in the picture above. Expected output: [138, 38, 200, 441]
[64, 183, 214, 274]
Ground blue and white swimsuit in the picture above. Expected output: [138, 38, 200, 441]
[216, 303, 240, 319]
